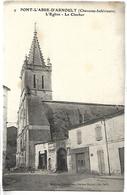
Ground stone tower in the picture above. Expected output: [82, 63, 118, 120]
[16, 26, 52, 168]
[20, 26, 52, 101]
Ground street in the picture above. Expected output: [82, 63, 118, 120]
[3, 172, 124, 191]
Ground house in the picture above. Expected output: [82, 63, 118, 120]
[3, 85, 10, 168]
[68, 110, 124, 175]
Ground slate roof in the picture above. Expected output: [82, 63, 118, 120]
[27, 97, 124, 141]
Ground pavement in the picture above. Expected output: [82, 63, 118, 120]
[2, 171, 124, 191]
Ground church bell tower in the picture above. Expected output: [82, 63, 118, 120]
[20, 24, 52, 100]
[16, 24, 52, 168]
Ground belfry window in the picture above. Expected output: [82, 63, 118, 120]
[42, 76, 44, 89]
[33, 74, 36, 88]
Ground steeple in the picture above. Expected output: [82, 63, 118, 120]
[27, 23, 45, 66]
[20, 24, 52, 101]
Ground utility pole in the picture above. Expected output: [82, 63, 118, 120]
[103, 118, 111, 176]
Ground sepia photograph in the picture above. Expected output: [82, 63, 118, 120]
[2, 0, 125, 192]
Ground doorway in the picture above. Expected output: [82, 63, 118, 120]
[57, 148, 67, 171]
[119, 147, 124, 174]
[76, 148, 90, 173]
[97, 150, 105, 174]
[38, 150, 47, 169]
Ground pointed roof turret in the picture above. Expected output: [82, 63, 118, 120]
[24, 55, 28, 65]
[27, 23, 45, 67]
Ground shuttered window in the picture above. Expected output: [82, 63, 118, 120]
[95, 124, 102, 141]
[77, 130, 82, 144]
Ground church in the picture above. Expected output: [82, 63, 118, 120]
[16, 27, 124, 175]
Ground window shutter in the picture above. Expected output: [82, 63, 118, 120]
[97, 150, 105, 173]
[95, 125, 102, 141]
[77, 130, 82, 144]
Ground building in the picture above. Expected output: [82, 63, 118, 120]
[68, 111, 124, 175]
[16, 27, 124, 174]
[34, 111, 124, 175]
[3, 85, 10, 168]
[35, 139, 70, 172]
[6, 126, 17, 169]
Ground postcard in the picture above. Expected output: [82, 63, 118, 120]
[2, 1, 125, 192]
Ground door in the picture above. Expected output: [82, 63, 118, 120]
[97, 150, 105, 174]
[76, 153, 85, 173]
[57, 148, 67, 171]
[119, 147, 124, 174]
[76, 149, 90, 173]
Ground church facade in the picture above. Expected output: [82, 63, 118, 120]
[16, 28, 124, 175]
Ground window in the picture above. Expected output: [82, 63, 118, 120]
[33, 74, 36, 88]
[42, 76, 44, 89]
[95, 124, 102, 141]
[81, 160, 84, 166]
[77, 130, 82, 144]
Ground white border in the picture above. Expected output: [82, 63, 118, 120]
[0, 1, 126, 195]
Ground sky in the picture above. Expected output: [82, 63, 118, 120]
[4, 1, 125, 124]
